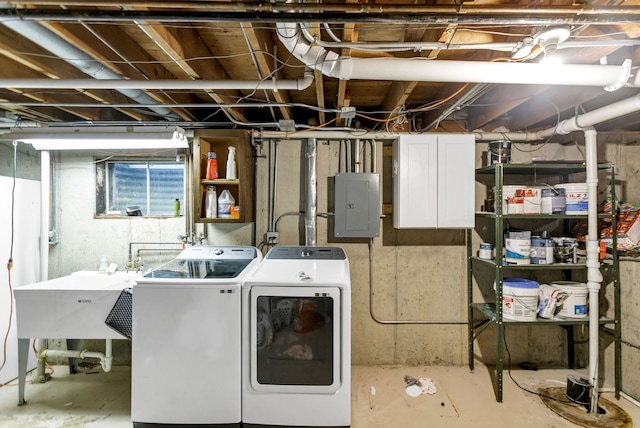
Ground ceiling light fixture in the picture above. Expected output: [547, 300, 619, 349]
[511, 27, 571, 61]
[1, 125, 188, 150]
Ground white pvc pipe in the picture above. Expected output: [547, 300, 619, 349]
[38, 340, 113, 373]
[36, 150, 51, 380]
[347, 58, 629, 87]
[276, 23, 632, 90]
[583, 128, 604, 413]
[0, 71, 314, 91]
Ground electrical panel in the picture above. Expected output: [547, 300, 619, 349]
[334, 173, 380, 238]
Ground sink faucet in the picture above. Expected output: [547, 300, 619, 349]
[195, 233, 206, 246]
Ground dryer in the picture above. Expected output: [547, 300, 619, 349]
[131, 246, 262, 427]
[242, 246, 351, 427]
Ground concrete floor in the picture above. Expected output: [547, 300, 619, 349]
[0, 364, 638, 427]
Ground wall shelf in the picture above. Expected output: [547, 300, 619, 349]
[192, 130, 254, 224]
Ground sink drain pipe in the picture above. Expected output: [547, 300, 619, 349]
[37, 339, 113, 379]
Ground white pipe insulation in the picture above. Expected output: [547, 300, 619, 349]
[276, 23, 632, 91]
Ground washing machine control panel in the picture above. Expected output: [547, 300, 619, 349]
[266, 246, 346, 260]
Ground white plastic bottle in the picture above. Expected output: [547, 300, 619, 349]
[205, 185, 217, 219]
[99, 254, 109, 272]
[217, 188, 235, 218]
[226, 146, 237, 180]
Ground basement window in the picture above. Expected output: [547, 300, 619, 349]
[96, 159, 185, 216]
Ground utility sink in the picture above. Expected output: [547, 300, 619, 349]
[14, 270, 141, 339]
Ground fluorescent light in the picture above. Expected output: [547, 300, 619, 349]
[1, 125, 188, 150]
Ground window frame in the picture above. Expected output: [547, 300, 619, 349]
[96, 157, 186, 217]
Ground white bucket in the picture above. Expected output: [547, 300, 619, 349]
[552, 281, 588, 318]
[505, 238, 531, 264]
[523, 187, 542, 214]
[502, 278, 540, 321]
[501, 185, 524, 214]
[555, 183, 588, 215]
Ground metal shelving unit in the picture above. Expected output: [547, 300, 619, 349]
[467, 162, 621, 402]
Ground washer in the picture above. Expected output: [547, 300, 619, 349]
[131, 246, 262, 427]
[242, 246, 351, 427]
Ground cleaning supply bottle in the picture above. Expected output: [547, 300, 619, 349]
[174, 198, 180, 217]
[205, 151, 218, 179]
[205, 186, 217, 219]
[99, 254, 109, 272]
[226, 146, 237, 180]
[217, 188, 235, 218]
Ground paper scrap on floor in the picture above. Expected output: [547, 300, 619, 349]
[404, 374, 437, 397]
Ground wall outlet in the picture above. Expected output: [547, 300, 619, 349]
[264, 231, 280, 245]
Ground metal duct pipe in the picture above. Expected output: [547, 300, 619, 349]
[276, 23, 633, 91]
[0, 15, 180, 120]
[305, 138, 317, 246]
[0, 71, 314, 91]
[300, 24, 640, 53]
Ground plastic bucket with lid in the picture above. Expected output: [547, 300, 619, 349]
[541, 187, 566, 214]
[551, 281, 588, 318]
[530, 237, 554, 264]
[555, 183, 588, 215]
[523, 187, 542, 214]
[500, 185, 524, 214]
[505, 238, 530, 264]
[487, 140, 511, 165]
[502, 278, 539, 321]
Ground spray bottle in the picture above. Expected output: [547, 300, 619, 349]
[226, 146, 236, 180]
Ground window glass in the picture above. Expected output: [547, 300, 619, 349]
[100, 160, 184, 216]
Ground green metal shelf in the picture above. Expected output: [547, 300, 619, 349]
[475, 162, 614, 176]
[475, 212, 613, 220]
[472, 303, 616, 327]
[470, 256, 586, 270]
[467, 161, 621, 404]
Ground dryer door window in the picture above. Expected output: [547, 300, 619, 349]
[249, 286, 342, 394]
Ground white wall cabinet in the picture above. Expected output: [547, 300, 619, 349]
[392, 133, 475, 228]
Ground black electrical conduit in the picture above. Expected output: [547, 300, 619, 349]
[4, 8, 640, 26]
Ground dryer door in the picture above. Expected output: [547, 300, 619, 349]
[249, 286, 342, 394]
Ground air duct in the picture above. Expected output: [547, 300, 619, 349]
[0, 13, 180, 120]
[276, 23, 632, 91]
[305, 138, 317, 247]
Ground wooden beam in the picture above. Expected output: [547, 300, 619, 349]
[336, 22, 357, 125]
[308, 23, 325, 124]
[240, 23, 292, 120]
[131, 22, 247, 121]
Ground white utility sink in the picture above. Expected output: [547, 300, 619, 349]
[14, 270, 141, 339]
